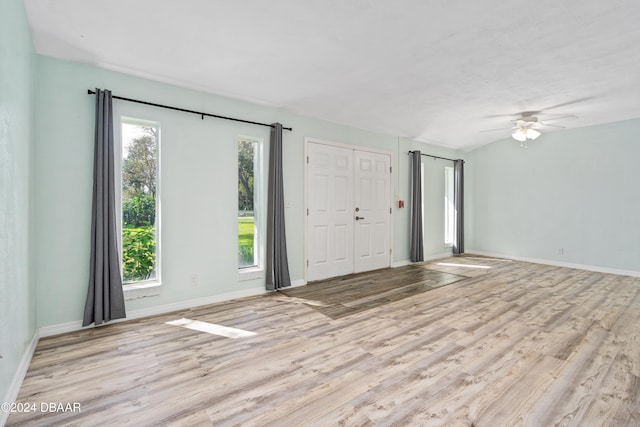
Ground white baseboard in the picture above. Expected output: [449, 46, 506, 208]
[392, 251, 454, 268]
[466, 250, 640, 277]
[38, 320, 85, 338]
[128, 287, 268, 319]
[1, 330, 39, 426]
[392, 260, 411, 268]
[290, 279, 306, 288]
[424, 251, 455, 262]
[38, 286, 270, 338]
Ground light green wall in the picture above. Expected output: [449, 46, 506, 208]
[34, 56, 460, 328]
[468, 119, 640, 272]
[0, 0, 36, 408]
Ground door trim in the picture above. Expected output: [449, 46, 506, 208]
[304, 137, 394, 282]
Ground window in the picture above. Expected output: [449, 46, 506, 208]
[238, 136, 262, 269]
[444, 166, 454, 247]
[120, 118, 160, 284]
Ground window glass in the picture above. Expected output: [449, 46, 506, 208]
[121, 120, 159, 282]
[444, 166, 454, 247]
[238, 137, 259, 268]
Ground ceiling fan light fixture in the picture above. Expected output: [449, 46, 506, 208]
[526, 128, 541, 140]
[511, 129, 527, 142]
[511, 127, 541, 144]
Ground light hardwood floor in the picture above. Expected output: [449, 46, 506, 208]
[8, 256, 640, 426]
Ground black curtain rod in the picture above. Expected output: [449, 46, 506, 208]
[407, 151, 463, 163]
[87, 89, 292, 131]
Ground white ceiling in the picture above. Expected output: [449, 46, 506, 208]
[24, 0, 640, 151]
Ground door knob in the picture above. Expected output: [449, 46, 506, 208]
[355, 216, 365, 220]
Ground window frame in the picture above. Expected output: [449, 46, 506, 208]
[238, 135, 264, 280]
[117, 116, 162, 298]
[444, 166, 454, 248]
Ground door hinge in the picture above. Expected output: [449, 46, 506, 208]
[307, 260, 309, 267]
[307, 156, 309, 164]
[390, 166, 392, 173]
[307, 208, 309, 216]
[390, 248, 393, 254]
[390, 207, 392, 214]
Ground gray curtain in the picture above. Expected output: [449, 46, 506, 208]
[410, 151, 424, 262]
[453, 159, 464, 255]
[266, 123, 291, 290]
[83, 88, 126, 326]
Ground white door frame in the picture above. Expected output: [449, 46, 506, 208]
[304, 137, 394, 282]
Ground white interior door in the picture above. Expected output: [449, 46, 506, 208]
[354, 150, 391, 273]
[307, 143, 354, 281]
[307, 141, 392, 281]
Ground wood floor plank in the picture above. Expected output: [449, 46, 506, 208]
[7, 255, 640, 426]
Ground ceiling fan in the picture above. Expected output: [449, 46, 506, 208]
[482, 112, 578, 148]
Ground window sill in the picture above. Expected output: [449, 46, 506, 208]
[238, 267, 263, 281]
[444, 243, 453, 249]
[124, 281, 161, 300]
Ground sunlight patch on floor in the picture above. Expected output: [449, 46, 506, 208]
[437, 262, 491, 269]
[283, 296, 328, 307]
[165, 318, 256, 338]
[463, 256, 512, 263]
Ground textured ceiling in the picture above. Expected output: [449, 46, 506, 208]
[24, 0, 640, 150]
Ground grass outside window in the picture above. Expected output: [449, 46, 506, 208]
[238, 216, 255, 267]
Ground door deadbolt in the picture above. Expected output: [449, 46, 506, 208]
[355, 207, 360, 212]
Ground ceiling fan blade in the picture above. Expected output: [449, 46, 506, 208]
[540, 115, 578, 124]
[540, 97, 593, 112]
[480, 127, 514, 132]
[484, 98, 591, 120]
[539, 123, 566, 129]
[483, 114, 520, 119]
[483, 110, 541, 119]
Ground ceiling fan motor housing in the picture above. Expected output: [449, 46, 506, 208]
[514, 115, 539, 128]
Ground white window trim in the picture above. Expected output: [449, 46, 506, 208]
[118, 117, 162, 294]
[444, 166, 454, 248]
[124, 281, 162, 300]
[238, 267, 264, 281]
[238, 135, 264, 273]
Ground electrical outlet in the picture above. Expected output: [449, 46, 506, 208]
[558, 248, 564, 255]
[189, 274, 198, 286]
